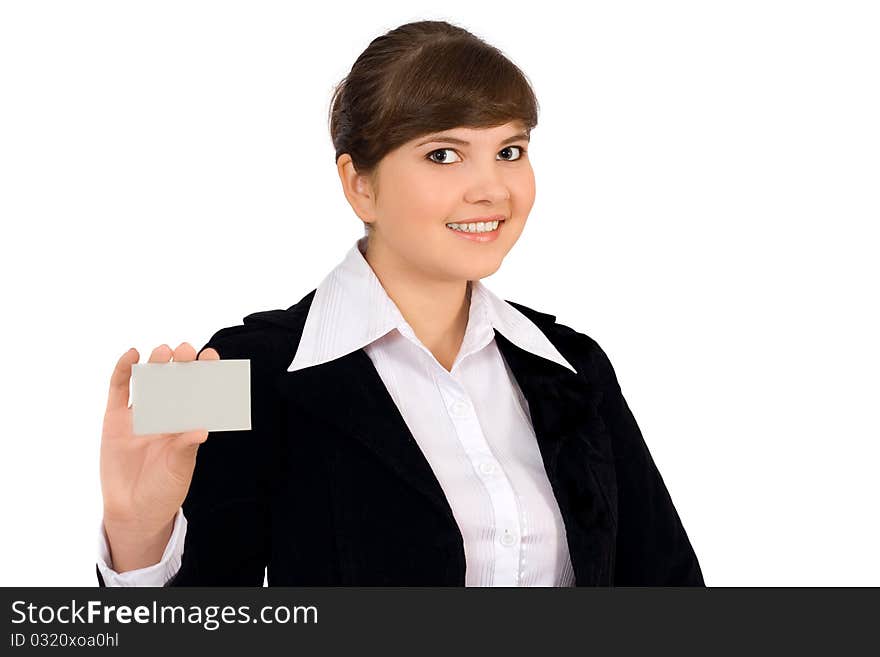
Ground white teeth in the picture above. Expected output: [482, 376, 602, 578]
[445, 220, 501, 233]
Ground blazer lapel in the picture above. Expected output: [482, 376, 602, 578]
[275, 347, 461, 529]
[494, 327, 618, 584]
[493, 328, 606, 471]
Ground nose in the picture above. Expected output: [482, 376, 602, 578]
[464, 161, 512, 204]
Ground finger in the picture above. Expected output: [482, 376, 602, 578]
[169, 428, 209, 449]
[172, 342, 197, 362]
[106, 348, 139, 413]
[198, 347, 220, 361]
[149, 344, 174, 363]
[166, 429, 210, 474]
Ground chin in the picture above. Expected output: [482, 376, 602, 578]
[465, 260, 503, 280]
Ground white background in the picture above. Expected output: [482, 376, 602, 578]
[1, 0, 877, 586]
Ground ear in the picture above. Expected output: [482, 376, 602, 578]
[336, 154, 377, 228]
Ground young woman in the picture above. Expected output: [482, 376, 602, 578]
[97, 20, 705, 586]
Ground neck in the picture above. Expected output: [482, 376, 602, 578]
[364, 238, 471, 371]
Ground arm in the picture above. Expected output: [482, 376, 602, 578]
[594, 343, 705, 586]
[96, 507, 186, 587]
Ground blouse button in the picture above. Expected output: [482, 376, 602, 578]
[479, 462, 495, 475]
[500, 529, 517, 547]
[450, 399, 470, 417]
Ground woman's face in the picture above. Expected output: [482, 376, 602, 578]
[353, 120, 535, 284]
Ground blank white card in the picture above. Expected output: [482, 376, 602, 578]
[131, 359, 251, 436]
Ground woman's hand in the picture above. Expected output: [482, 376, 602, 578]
[99, 342, 219, 572]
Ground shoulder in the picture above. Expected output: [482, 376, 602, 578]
[197, 289, 317, 374]
[503, 297, 618, 387]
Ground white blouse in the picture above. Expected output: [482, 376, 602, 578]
[98, 236, 578, 586]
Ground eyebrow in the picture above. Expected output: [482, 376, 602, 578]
[416, 132, 531, 148]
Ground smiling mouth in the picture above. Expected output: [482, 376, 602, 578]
[445, 219, 505, 234]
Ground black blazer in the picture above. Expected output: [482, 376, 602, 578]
[97, 289, 704, 586]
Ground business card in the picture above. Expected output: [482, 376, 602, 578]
[131, 359, 251, 436]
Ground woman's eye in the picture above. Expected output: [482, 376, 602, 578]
[426, 145, 527, 165]
[498, 145, 526, 161]
[427, 148, 462, 164]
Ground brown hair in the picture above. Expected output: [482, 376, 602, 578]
[328, 20, 540, 237]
